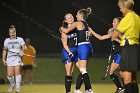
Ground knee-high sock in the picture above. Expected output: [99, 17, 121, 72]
[110, 73, 123, 88]
[16, 75, 22, 89]
[75, 73, 84, 90]
[124, 83, 133, 93]
[7, 76, 15, 86]
[82, 73, 92, 90]
[65, 75, 72, 93]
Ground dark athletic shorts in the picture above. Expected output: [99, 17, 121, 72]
[22, 65, 33, 70]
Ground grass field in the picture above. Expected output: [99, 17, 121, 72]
[0, 57, 140, 93]
[0, 58, 119, 83]
[0, 57, 140, 83]
[0, 84, 130, 93]
[0, 84, 140, 93]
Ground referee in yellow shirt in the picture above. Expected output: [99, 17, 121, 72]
[112, 0, 140, 93]
[21, 38, 36, 85]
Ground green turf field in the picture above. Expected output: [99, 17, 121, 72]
[0, 84, 115, 93]
[0, 57, 140, 83]
[0, 58, 140, 93]
[0, 84, 140, 93]
[0, 84, 124, 93]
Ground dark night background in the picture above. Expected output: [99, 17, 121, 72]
[0, 0, 140, 55]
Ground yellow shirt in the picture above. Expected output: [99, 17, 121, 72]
[117, 11, 140, 46]
[22, 45, 36, 65]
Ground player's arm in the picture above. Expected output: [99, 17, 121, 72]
[113, 38, 121, 43]
[22, 44, 27, 51]
[60, 22, 78, 34]
[89, 27, 111, 40]
[87, 27, 92, 37]
[2, 46, 7, 66]
[112, 17, 129, 39]
[19, 44, 26, 56]
[61, 32, 72, 55]
[19, 38, 27, 56]
[111, 29, 121, 39]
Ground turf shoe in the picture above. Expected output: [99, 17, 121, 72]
[85, 89, 94, 93]
[8, 85, 15, 92]
[16, 87, 20, 93]
[74, 89, 83, 93]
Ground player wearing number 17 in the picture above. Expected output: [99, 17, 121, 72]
[60, 13, 78, 93]
[2, 25, 26, 93]
[61, 8, 94, 93]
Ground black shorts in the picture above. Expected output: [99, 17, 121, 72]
[22, 65, 33, 70]
[120, 45, 140, 71]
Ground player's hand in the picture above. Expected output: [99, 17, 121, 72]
[19, 51, 24, 56]
[21, 63, 24, 66]
[68, 52, 73, 58]
[60, 27, 67, 34]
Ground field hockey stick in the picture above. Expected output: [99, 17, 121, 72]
[62, 53, 73, 62]
[101, 54, 112, 80]
[10, 51, 35, 58]
[101, 45, 113, 80]
[62, 51, 77, 62]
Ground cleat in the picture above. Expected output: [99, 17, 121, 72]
[16, 88, 20, 93]
[8, 85, 15, 92]
[74, 89, 83, 93]
[115, 88, 125, 93]
[85, 89, 94, 93]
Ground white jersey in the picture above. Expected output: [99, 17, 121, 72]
[4, 37, 25, 66]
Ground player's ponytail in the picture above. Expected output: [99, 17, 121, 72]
[78, 7, 92, 19]
[86, 7, 92, 17]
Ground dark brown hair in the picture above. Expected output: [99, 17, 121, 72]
[9, 25, 16, 31]
[115, 17, 122, 22]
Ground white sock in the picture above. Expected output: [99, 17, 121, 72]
[80, 68, 87, 75]
[16, 75, 22, 89]
[7, 76, 15, 86]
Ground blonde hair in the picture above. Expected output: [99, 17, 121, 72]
[64, 13, 72, 20]
[118, 0, 134, 10]
[78, 7, 92, 19]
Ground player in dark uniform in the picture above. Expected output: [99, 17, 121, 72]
[89, 17, 125, 93]
[60, 13, 78, 93]
[61, 8, 94, 93]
